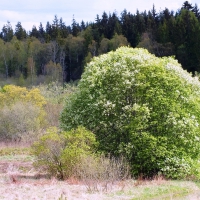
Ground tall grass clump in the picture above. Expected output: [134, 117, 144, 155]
[76, 154, 130, 192]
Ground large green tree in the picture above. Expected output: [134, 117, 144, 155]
[61, 47, 200, 178]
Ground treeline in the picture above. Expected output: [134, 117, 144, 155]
[0, 1, 200, 83]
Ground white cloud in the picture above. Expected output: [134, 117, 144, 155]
[0, 10, 52, 30]
[0, 0, 197, 31]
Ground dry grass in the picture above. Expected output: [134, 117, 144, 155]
[75, 154, 131, 193]
[0, 143, 200, 200]
[0, 172, 199, 200]
[0, 159, 132, 200]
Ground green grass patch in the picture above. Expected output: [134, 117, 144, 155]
[193, 180, 200, 188]
[105, 180, 199, 200]
[0, 155, 34, 162]
[131, 181, 197, 200]
[0, 147, 34, 162]
[0, 147, 32, 156]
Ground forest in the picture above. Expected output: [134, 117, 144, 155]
[0, 1, 200, 86]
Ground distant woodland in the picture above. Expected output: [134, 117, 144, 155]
[0, 1, 200, 84]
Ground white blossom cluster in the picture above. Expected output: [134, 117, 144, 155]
[165, 58, 200, 94]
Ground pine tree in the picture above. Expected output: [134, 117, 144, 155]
[30, 25, 40, 38]
[182, 1, 193, 10]
[71, 17, 80, 36]
[1, 21, 13, 42]
[15, 22, 26, 40]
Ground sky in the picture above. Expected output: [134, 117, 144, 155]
[0, 0, 199, 32]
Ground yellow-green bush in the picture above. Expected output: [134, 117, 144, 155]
[32, 126, 97, 180]
[0, 85, 46, 141]
[0, 85, 46, 108]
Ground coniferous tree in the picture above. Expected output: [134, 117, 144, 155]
[71, 17, 80, 36]
[175, 8, 200, 72]
[30, 25, 40, 38]
[38, 22, 45, 42]
[106, 12, 121, 39]
[52, 15, 60, 40]
[121, 10, 138, 47]
[182, 1, 193, 10]
[59, 18, 70, 38]
[45, 21, 52, 42]
[15, 22, 26, 40]
[192, 3, 200, 20]
[80, 20, 86, 31]
[1, 21, 13, 42]
[100, 11, 109, 37]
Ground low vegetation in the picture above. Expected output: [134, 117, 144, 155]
[32, 126, 97, 180]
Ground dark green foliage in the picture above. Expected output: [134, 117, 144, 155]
[2, 21, 13, 42]
[1, 2, 200, 82]
[15, 22, 27, 40]
[174, 9, 200, 72]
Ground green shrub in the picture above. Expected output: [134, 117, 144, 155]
[60, 47, 200, 178]
[32, 126, 97, 180]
